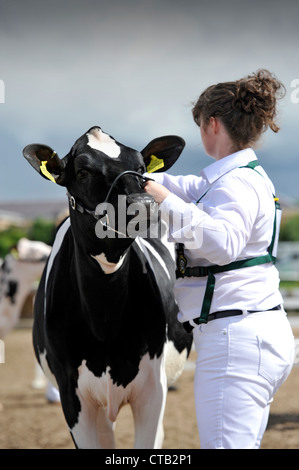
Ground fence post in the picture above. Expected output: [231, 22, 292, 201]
[0, 340, 4, 364]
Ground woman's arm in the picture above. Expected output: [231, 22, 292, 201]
[144, 174, 263, 265]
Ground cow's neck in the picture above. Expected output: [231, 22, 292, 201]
[70, 210, 133, 269]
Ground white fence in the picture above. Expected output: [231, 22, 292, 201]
[277, 242, 299, 311]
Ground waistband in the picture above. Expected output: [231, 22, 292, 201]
[182, 305, 282, 334]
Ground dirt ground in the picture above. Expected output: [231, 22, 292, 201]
[0, 323, 299, 450]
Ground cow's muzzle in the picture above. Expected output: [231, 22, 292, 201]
[104, 171, 154, 205]
[125, 192, 158, 225]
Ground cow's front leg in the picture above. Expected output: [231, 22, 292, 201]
[69, 398, 115, 449]
[131, 354, 168, 449]
[57, 370, 116, 449]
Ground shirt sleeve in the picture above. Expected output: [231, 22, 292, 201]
[158, 173, 262, 265]
[144, 172, 206, 203]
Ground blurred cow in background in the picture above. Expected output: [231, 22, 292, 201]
[0, 238, 60, 403]
[0, 238, 51, 337]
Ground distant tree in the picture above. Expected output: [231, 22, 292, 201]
[26, 218, 56, 245]
[0, 226, 28, 258]
[279, 213, 299, 241]
[0, 217, 56, 258]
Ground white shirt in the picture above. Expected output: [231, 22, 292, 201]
[149, 148, 283, 323]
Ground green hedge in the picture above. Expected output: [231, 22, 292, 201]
[280, 213, 299, 242]
[0, 218, 56, 258]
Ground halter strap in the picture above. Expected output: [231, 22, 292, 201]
[67, 171, 153, 220]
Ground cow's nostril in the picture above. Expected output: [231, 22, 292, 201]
[125, 193, 158, 228]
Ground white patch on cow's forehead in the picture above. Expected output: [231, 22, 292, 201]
[87, 128, 121, 159]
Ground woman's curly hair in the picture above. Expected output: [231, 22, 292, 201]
[192, 69, 286, 150]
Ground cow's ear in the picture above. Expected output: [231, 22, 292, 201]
[141, 135, 185, 173]
[23, 144, 66, 185]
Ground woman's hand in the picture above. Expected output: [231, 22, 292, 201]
[143, 180, 170, 204]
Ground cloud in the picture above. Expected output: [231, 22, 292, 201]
[0, 0, 299, 200]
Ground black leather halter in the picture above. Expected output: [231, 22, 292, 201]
[67, 170, 153, 220]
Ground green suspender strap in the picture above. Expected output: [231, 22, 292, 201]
[175, 160, 282, 324]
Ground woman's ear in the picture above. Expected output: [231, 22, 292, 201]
[209, 117, 218, 133]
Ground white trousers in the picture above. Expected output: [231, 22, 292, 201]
[192, 309, 295, 449]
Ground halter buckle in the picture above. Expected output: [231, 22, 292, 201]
[69, 195, 76, 211]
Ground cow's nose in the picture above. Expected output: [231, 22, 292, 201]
[126, 193, 155, 206]
[126, 193, 158, 225]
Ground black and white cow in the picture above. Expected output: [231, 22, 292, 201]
[23, 127, 192, 449]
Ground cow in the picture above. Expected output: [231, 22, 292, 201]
[23, 126, 192, 449]
[0, 238, 60, 402]
[0, 238, 51, 338]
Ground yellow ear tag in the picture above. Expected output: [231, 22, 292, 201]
[147, 155, 165, 173]
[40, 161, 56, 183]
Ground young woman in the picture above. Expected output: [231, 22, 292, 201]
[144, 69, 295, 449]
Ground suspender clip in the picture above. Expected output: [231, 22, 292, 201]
[176, 243, 187, 276]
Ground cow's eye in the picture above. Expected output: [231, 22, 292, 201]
[77, 169, 89, 180]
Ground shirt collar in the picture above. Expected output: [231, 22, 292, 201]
[200, 148, 258, 184]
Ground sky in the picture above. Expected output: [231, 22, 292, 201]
[0, 0, 298, 204]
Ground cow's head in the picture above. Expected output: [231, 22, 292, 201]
[23, 126, 185, 262]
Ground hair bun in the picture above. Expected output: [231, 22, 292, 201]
[233, 83, 259, 113]
[232, 69, 285, 132]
